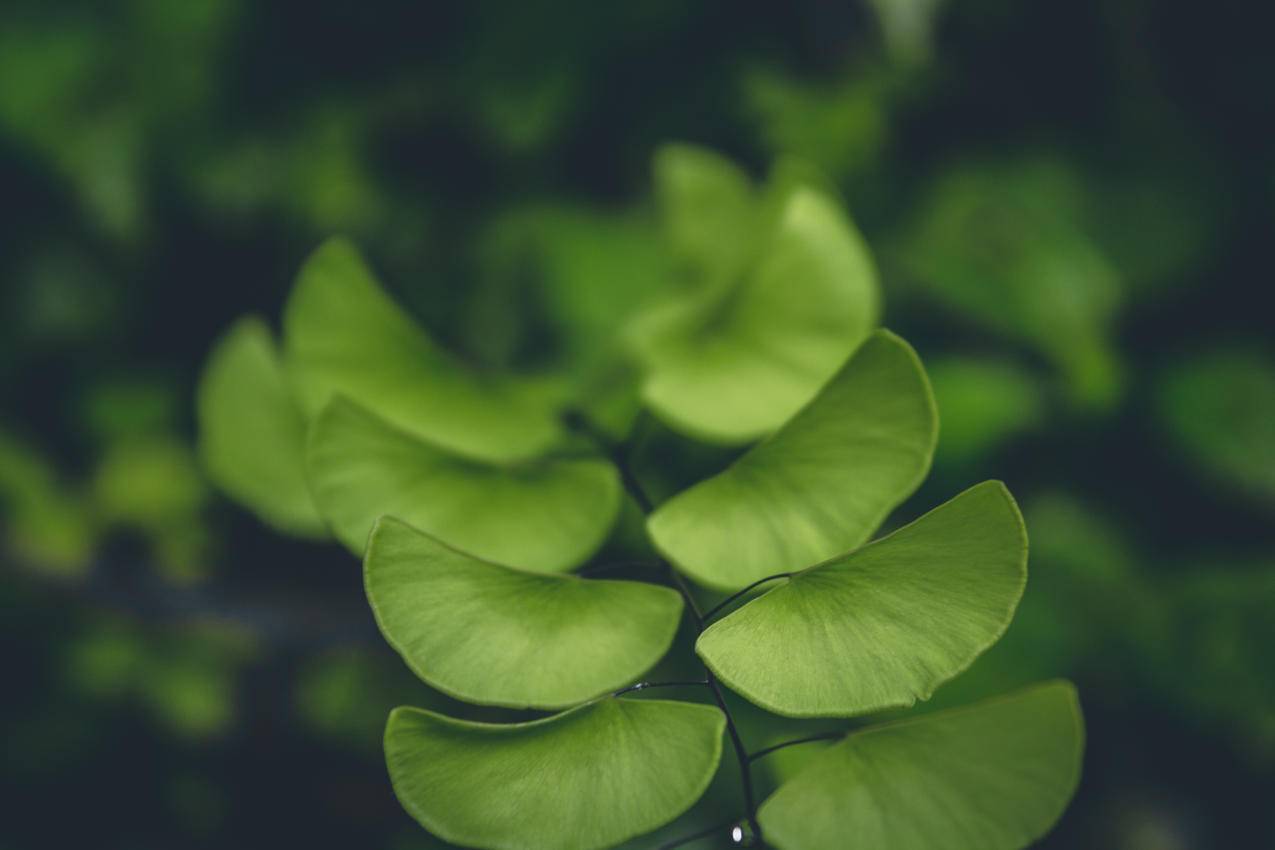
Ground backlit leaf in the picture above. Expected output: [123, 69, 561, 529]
[308, 397, 620, 571]
[696, 481, 1026, 717]
[365, 516, 682, 708]
[649, 330, 936, 591]
[385, 698, 725, 850]
[632, 188, 879, 444]
[283, 237, 563, 463]
[654, 143, 756, 286]
[759, 682, 1084, 850]
[196, 316, 325, 536]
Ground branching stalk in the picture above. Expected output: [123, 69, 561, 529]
[612, 680, 709, 697]
[748, 731, 845, 763]
[702, 573, 793, 623]
[657, 818, 739, 849]
[567, 410, 767, 845]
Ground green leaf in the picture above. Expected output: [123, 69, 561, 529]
[385, 698, 725, 850]
[649, 330, 936, 591]
[479, 204, 664, 373]
[696, 481, 1026, 717]
[633, 188, 880, 444]
[196, 316, 325, 536]
[283, 238, 563, 463]
[365, 516, 682, 709]
[307, 397, 620, 571]
[654, 143, 756, 285]
[758, 681, 1084, 850]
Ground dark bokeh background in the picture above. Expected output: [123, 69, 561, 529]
[2, 1, 1273, 848]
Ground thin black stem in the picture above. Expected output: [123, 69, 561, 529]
[747, 731, 846, 763]
[667, 562, 705, 629]
[619, 462, 654, 513]
[612, 680, 709, 697]
[566, 410, 766, 844]
[563, 410, 654, 512]
[705, 670, 761, 838]
[702, 573, 793, 623]
[658, 819, 739, 849]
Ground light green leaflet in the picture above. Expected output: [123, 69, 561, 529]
[649, 330, 937, 591]
[365, 516, 683, 709]
[196, 316, 325, 536]
[633, 184, 880, 444]
[697, 481, 1027, 717]
[385, 698, 725, 850]
[759, 682, 1084, 850]
[654, 143, 757, 286]
[283, 237, 563, 463]
[307, 397, 620, 571]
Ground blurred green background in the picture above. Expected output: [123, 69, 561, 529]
[1, 1, 1272, 847]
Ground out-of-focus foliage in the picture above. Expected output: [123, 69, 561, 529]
[632, 151, 880, 442]
[895, 158, 1124, 409]
[1, 0, 1272, 846]
[0, 428, 97, 575]
[927, 357, 1043, 469]
[64, 618, 255, 739]
[294, 648, 451, 752]
[477, 205, 662, 373]
[1156, 347, 1275, 507]
[91, 436, 211, 579]
[743, 67, 892, 181]
[197, 317, 326, 537]
[0, 0, 240, 242]
[0, 424, 209, 580]
[1137, 566, 1275, 762]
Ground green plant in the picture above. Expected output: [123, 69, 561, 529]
[197, 145, 1083, 849]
